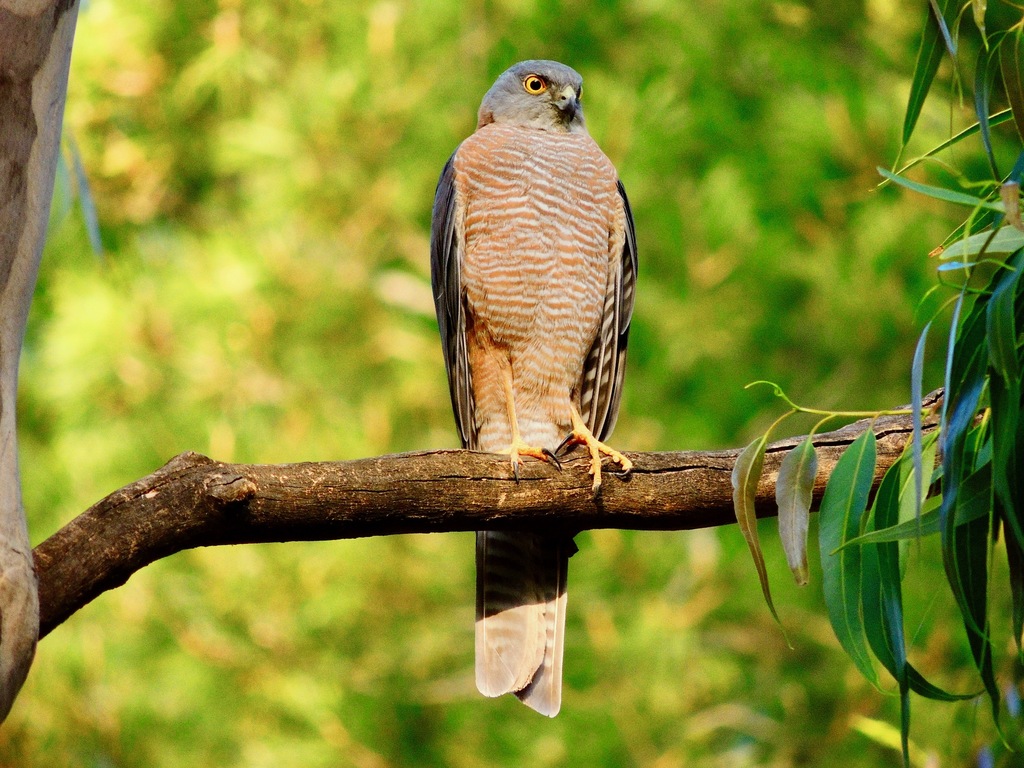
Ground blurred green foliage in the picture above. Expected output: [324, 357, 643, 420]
[1, 0, 1019, 766]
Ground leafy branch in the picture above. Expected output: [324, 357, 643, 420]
[728, 4, 1024, 765]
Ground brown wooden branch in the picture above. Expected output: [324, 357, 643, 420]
[33, 390, 941, 640]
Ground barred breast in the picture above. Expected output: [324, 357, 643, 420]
[453, 122, 622, 452]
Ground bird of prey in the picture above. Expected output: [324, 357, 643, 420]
[430, 59, 637, 716]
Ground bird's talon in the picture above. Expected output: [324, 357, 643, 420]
[542, 448, 563, 469]
[554, 432, 576, 458]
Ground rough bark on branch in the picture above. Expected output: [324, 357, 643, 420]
[0, 0, 80, 721]
[34, 393, 940, 641]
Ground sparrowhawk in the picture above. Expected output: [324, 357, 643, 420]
[430, 59, 637, 716]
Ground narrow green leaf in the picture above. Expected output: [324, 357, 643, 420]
[974, 46, 1000, 179]
[911, 323, 931, 525]
[1003, 501, 1024, 657]
[877, 167, 1004, 213]
[937, 225, 1024, 261]
[889, 109, 1012, 180]
[859, 522, 911, 768]
[948, 482, 1001, 729]
[731, 435, 782, 625]
[990, 373, 1024, 550]
[987, 251, 1024, 551]
[776, 439, 817, 586]
[899, 432, 939, 528]
[972, 0, 987, 40]
[986, 253, 1022, 386]
[939, 292, 965, 442]
[939, 377, 1002, 731]
[865, 458, 975, 704]
[943, 296, 989, 445]
[844, 473, 994, 547]
[819, 430, 880, 687]
[928, 0, 957, 57]
[1000, 28, 1024, 142]
[904, 0, 956, 145]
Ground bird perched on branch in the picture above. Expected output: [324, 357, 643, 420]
[430, 59, 637, 716]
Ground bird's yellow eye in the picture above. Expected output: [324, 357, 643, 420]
[523, 75, 547, 94]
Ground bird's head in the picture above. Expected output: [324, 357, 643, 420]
[477, 60, 586, 134]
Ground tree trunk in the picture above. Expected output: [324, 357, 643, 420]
[0, 0, 80, 721]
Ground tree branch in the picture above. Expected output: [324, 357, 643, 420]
[34, 391, 940, 640]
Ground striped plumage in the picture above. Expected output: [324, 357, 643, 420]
[430, 60, 636, 716]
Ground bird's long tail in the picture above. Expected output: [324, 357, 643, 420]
[474, 530, 572, 716]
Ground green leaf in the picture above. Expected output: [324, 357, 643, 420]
[776, 438, 817, 586]
[1004, 501, 1024, 657]
[859, 523, 911, 768]
[819, 430, 880, 687]
[947, 473, 1001, 729]
[938, 381, 1001, 730]
[937, 225, 1024, 261]
[911, 324, 931, 526]
[904, 0, 956, 145]
[974, 46, 1000, 179]
[990, 373, 1024, 550]
[986, 253, 1022, 386]
[986, 251, 1024, 551]
[861, 462, 910, 765]
[731, 435, 782, 625]
[1000, 27, 1024, 143]
[865, 457, 975, 702]
[972, 0, 987, 41]
[889, 109, 1012, 180]
[943, 294, 988, 442]
[877, 167, 1004, 213]
[843, 477, 995, 547]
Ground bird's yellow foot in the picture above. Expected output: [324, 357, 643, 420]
[504, 441, 561, 482]
[557, 408, 632, 493]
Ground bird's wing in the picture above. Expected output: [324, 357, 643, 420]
[579, 179, 638, 441]
[430, 153, 475, 448]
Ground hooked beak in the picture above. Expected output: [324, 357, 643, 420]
[553, 85, 580, 123]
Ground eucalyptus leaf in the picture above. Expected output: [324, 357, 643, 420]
[776, 438, 817, 586]
[819, 430, 880, 687]
[936, 226, 1024, 261]
[975, 46, 1000, 179]
[985, 252, 1022, 386]
[903, 0, 956, 145]
[911, 324, 930, 527]
[861, 461, 909, 767]
[949, 485, 1001, 729]
[890, 109, 1012, 179]
[731, 435, 782, 625]
[1000, 27, 1024, 142]
[972, 0, 986, 40]
[877, 167, 1004, 213]
[1005, 503, 1024, 657]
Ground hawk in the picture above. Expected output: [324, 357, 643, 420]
[430, 60, 637, 716]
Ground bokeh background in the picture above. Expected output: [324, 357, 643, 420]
[1, 0, 1019, 765]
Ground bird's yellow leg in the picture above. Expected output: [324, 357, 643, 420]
[563, 406, 633, 492]
[500, 371, 559, 480]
